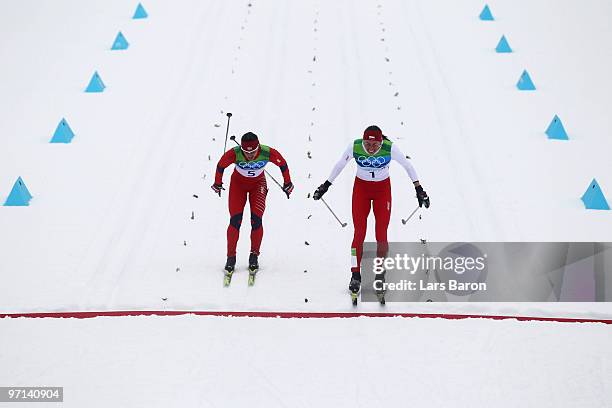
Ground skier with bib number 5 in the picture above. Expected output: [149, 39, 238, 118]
[212, 132, 294, 286]
[313, 125, 430, 304]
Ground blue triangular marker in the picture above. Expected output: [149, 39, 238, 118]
[85, 71, 105, 93]
[546, 115, 568, 140]
[496, 35, 512, 53]
[479, 5, 494, 21]
[581, 179, 610, 210]
[517, 69, 536, 91]
[4, 177, 32, 206]
[111, 31, 129, 50]
[133, 3, 148, 19]
[50, 118, 75, 143]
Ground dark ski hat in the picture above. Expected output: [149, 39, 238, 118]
[363, 125, 383, 142]
[241, 132, 260, 153]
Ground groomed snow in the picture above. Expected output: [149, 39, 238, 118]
[2, 2, 612, 406]
[1, 1, 611, 317]
[1, 314, 611, 407]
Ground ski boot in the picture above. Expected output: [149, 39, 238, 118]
[223, 256, 236, 287]
[349, 272, 361, 306]
[248, 252, 259, 286]
[374, 271, 386, 305]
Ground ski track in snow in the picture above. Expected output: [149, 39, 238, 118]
[77, 2, 221, 309]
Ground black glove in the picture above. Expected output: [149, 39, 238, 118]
[282, 181, 294, 198]
[313, 180, 332, 200]
[211, 183, 224, 197]
[415, 185, 430, 208]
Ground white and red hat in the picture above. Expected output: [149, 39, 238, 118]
[363, 126, 383, 142]
[241, 132, 260, 153]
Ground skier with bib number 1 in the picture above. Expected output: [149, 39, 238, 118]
[212, 132, 294, 286]
[313, 125, 430, 305]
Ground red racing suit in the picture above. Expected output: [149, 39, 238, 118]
[215, 145, 291, 257]
[326, 138, 419, 273]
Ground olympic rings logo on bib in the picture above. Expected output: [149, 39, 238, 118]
[356, 156, 389, 168]
[238, 161, 267, 170]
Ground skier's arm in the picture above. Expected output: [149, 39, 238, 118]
[391, 143, 419, 184]
[327, 144, 354, 183]
[214, 149, 237, 185]
[269, 148, 292, 184]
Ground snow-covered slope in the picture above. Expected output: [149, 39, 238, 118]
[1, 0, 611, 316]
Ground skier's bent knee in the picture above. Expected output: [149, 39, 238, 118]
[251, 214, 262, 230]
[229, 213, 243, 230]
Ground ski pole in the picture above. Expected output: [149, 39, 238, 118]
[222, 112, 232, 154]
[401, 205, 420, 225]
[321, 198, 348, 228]
[228, 135, 287, 195]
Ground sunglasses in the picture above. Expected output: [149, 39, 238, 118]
[241, 144, 260, 155]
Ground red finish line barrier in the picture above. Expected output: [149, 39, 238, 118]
[1, 310, 611, 324]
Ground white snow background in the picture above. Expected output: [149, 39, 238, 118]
[0, 1, 611, 406]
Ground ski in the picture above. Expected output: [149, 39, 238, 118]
[223, 270, 234, 287]
[349, 274, 361, 306]
[348, 288, 384, 306]
[374, 272, 386, 305]
[223, 256, 236, 287]
[247, 253, 258, 286]
[350, 291, 359, 306]
[248, 268, 258, 286]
